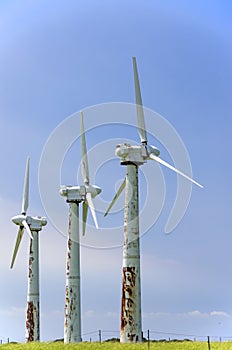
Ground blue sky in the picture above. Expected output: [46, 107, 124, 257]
[0, 0, 232, 342]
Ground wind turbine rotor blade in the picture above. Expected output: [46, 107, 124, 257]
[149, 154, 203, 188]
[104, 178, 126, 217]
[86, 192, 99, 229]
[132, 57, 147, 144]
[10, 227, 24, 269]
[21, 156, 30, 214]
[82, 201, 88, 236]
[22, 219, 33, 239]
[80, 112, 89, 184]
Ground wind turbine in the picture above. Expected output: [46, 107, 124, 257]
[10, 157, 47, 342]
[105, 57, 203, 343]
[60, 111, 102, 343]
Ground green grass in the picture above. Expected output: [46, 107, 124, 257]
[0, 341, 232, 350]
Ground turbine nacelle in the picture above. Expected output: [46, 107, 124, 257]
[60, 185, 86, 202]
[60, 184, 102, 202]
[12, 214, 47, 230]
[116, 143, 160, 165]
[27, 216, 47, 230]
[116, 143, 145, 165]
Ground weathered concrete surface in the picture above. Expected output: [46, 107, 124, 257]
[26, 231, 40, 342]
[64, 201, 81, 343]
[120, 164, 142, 343]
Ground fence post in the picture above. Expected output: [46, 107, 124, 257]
[207, 336, 211, 350]
[147, 329, 150, 350]
[99, 330, 102, 343]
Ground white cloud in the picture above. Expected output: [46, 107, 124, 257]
[84, 310, 118, 319]
[143, 311, 171, 319]
[41, 309, 63, 318]
[0, 307, 25, 318]
[106, 311, 118, 318]
[187, 310, 231, 318]
[143, 310, 231, 320]
[188, 310, 207, 317]
[210, 311, 230, 318]
[84, 310, 95, 318]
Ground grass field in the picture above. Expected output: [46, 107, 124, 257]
[0, 341, 231, 350]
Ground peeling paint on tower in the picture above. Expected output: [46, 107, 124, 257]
[64, 201, 82, 343]
[120, 164, 142, 343]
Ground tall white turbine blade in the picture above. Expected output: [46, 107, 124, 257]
[149, 154, 203, 188]
[80, 112, 89, 185]
[82, 201, 88, 236]
[133, 57, 147, 144]
[22, 219, 33, 239]
[10, 227, 24, 269]
[21, 156, 30, 214]
[86, 192, 99, 229]
[104, 178, 126, 217]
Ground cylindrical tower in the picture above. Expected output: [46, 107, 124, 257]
[120, 163, 142, 342]
[26, 231, 40, 342]
[64, 201, 82, 343]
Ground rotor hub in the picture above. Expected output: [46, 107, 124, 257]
[85, 184, 102, 198]
[12, 214, 26, 226]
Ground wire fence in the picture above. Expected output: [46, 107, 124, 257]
[81, 329, 232, 344]
[2, 330, 232, 345]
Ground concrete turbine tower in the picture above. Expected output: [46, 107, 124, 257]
[60, 112, 102, 343]
[10, 157, 47, 342]
[105, 57, 203, 343]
